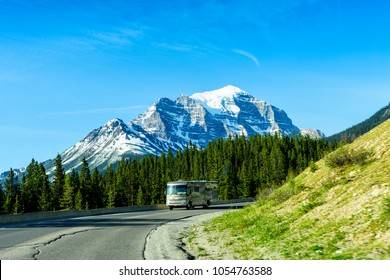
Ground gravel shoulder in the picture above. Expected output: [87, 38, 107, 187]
[144, 211, 232, 260]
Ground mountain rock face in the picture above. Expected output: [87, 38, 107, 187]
[42, 85, 323, 174]
[44, 119, 170, 174]
[300, 128, 326, 139]
[191, 86, 300, 137]
[131, 85, 301, 151]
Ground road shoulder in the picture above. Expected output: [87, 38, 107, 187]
[144, 211, 228, 260]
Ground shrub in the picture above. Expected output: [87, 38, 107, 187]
[300, 200, 324, 213]
[325, 147, 372, 168]
[309, 160, 318, 172]
[321, 178, 338, 190]
[381, 196, 390, 221]
[271, 180, 305, 204]
[349, 148, 373, 166]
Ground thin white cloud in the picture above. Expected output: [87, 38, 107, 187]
[232, 49, 260, 68]
[157, 42, 196, 52]
[90, 28, 143, 46]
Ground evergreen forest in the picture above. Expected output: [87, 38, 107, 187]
[0, 134, 337, 214]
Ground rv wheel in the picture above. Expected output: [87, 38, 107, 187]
[186, 202, 193, 210]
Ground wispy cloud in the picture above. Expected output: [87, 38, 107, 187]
[89, 28, 144, 46]
[157, 42, 196, 52]
[232, 49, 260, 68]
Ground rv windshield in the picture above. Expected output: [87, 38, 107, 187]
[166, 185, 187, 195]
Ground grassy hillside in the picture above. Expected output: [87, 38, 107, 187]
[185, 120, 390, 260]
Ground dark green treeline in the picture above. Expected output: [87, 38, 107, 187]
[0, 134, 336, 214]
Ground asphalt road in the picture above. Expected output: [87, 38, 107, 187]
[0, 204, 245, 260]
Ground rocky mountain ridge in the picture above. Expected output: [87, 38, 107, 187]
[1, 85, 325, 178]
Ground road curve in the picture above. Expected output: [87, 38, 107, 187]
[0, 204, 244, 260]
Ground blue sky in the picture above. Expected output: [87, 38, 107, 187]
[0, 0, 389, 172]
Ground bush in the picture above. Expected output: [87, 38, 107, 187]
[381, 196, 390, 221]
[325, 147, 372, 168]
[309, 160, 318, 172]
[271, 180, 305, 204]
[349, 148, 373, 165]
[300, 200, 324, 213]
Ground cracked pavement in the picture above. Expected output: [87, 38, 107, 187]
[0, 227, 94, 260]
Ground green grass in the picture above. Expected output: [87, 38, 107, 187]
[186, 120, 390, 260]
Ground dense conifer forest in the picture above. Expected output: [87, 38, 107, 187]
[0, 134, 337, 214]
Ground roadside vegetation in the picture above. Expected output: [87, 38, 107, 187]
[184, 120, 390, 260]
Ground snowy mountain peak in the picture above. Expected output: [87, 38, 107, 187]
[29, 85, 324, 178]
[190, 85, 248, 111]
[104, 118, 127, 129]
[300, 128, 326, 139]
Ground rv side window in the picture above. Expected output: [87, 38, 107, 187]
[194, 186, 199, 193]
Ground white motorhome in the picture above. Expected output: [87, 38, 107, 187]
[166, 180, 218, 210]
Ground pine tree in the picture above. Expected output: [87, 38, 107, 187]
[166, 149, 175, 182]
[104, 165, 116, 208]
[150, 156, 162, 204]
[136, 186, 145, 206]
[239, 160, 254, 198]
[79, 158, 92, 209]
[60, 175, 74, 210]
[0, 182, 4, 214]
[91, 168, 104, 209]
[74, 190, 83, 210]
[128, 159, 140, 206]
[270, 144, 286, 186]
[106, 186, 116, 208]
[21, 159, 40, 212]
[139, 155, 153, 204]
[13, 194, 22, 214]
[3, 168, 17, 214]
[192, 147, 202, 179]
[52, 154, 65, 210]
[38, 163, 52, 211]
[160, 153, 170, 200]
[115, 161, 127, 207]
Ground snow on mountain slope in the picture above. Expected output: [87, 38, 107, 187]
[44, 118, 168, 174]
[191, 85, 247, 116]
[300, 128, 326, 139]
[131, 95, 227, 149]
[191, 85, 301, 137]
[33, 85, 324, 175]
